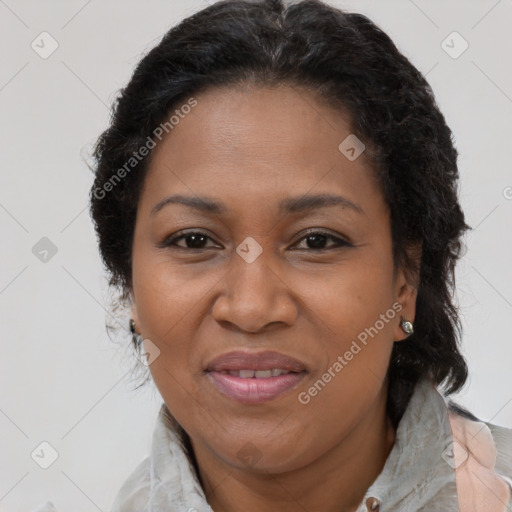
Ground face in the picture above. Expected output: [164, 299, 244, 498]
[130, 84, 417, 473]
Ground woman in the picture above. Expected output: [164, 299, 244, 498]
[84, 0, 512, 511]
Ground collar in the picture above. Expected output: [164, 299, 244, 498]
[355, 377, 460, 511]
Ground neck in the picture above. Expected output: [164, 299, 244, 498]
[190, 385, 396, 512]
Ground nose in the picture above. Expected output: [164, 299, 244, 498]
[211, 245, 298, 334]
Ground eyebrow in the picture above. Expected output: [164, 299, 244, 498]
[150, 193, 364, 217]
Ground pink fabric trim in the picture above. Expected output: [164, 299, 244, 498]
[448, 411, 510, 512]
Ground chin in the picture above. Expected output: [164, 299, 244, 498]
[208, 434, 313, 474]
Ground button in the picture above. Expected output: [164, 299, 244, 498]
[366, 497, 381, 511]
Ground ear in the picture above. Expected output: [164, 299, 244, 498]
[392, 243, 421, 342]
[129, 287, 140, 331]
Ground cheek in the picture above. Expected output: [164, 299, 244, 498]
[132, 248, 217, 337]
[303, 251, 397, 339]
[293, 267, 397, 453]
[300, 252, 397, 396]
[133, 275, 201, 368]
[131, 246, 237, 416]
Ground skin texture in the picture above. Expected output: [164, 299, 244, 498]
[130, 84, 418, 512]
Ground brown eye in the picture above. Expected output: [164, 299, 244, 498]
[159, 230, 218, 250]
[293, 230, 352, 251]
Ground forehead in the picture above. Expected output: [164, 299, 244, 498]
[152, 84, 358, 167]
[139, 84, 383, 218]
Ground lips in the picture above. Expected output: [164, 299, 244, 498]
[205, 350, 307, 373]
[205, 350, 308, 404]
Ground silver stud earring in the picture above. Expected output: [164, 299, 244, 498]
[400, 318, 414, 335]
[129, 318, 143, 348]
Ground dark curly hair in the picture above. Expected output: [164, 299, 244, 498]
[89, 0, 470, 428]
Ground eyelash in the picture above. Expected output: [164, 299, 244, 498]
[158, 229, 352, 251]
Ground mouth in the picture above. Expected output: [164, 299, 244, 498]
[215, 368, 299, 378]
[205, 350, 308, 404]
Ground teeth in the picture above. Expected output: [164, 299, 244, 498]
[221, 369, 292, 378]
[255, 370, 272, 378]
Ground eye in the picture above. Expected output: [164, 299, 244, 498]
[292, 229, 352, 251]
[158, 230, 219, 250]
[158, 229, 352, 251]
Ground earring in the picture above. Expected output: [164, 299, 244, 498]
[400, 318, 414, 336]
[129, 318, 143, 347]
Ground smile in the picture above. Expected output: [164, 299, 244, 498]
[204, 350, 309, 403]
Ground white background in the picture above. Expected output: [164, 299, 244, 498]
[1, 0, 511, 510]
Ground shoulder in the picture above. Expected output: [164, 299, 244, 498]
[447, 400, 512, 481]
[486, 421, 512, 483]
[446, 400, 512, 511]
